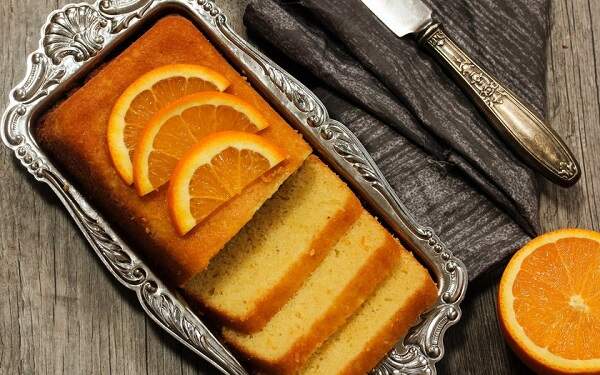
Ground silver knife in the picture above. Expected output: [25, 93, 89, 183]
[361, 0, 580, 187]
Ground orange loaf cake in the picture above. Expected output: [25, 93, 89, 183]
[223, 211, 403, 374]
[35, 15, 311, 286]
[301, 250, 437, 375]
[184, 156, 362, 332]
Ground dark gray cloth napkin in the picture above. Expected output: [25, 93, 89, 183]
[243, 0, 549, 279]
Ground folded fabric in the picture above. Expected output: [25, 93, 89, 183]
[317, 88, 530, 279]
[243, 0, 549, 277]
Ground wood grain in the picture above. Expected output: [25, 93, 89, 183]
[0, 0, 598, 374]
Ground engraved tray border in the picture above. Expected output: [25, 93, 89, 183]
[1, 1, 468, 374]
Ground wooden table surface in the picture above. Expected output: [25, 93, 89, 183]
[1, 1, 598, 374]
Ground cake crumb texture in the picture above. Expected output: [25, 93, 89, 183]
[223, 210, 403, 374]
[184, 156, 362, 332]
[300, 250, 437, 375]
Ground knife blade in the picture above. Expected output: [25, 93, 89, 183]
[361, 0, 432, 38]
[360, 0, 581, 187]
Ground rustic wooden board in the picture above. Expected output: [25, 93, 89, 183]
[0, 0, 598, 374]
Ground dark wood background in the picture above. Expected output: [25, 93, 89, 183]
[1, 0, 598, 374]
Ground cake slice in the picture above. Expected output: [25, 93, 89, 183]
[35, 15, 311, 286]
[300, 250, 437, 375]
[222, 211, 402, 374]
[183, 156, 362, 332]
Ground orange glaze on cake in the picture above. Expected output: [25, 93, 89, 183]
[35, 15, 311, 286]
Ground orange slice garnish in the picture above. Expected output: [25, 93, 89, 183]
[167, 131, 286, 235]
[498, 229, 600, 374]
[132, 92, 269, 196]
[107, 64, 231, 185]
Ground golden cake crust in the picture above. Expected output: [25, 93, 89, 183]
[223, 225, 403, 374]
[35, 15, 311, 286]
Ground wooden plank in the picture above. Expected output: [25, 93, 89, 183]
[1, 0, 599, 374]
[541, 0, 600, 232]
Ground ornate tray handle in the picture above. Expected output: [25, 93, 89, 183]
[1, 1, 468, 374]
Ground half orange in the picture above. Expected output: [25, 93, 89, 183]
[167, 131, 286, 235]
[498, 229, 600, 374]
[107, 64, 230, 184]
[132, 92, 270, 196]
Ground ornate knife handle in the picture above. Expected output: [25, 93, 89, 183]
[417, 22, 580, 187]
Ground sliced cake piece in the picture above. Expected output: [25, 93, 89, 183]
[222, 211, 402, 374]
[300, 250, 437, 375]
[183, 156, 362, 332]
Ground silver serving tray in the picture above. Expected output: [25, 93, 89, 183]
[1, 1, 468, 374]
